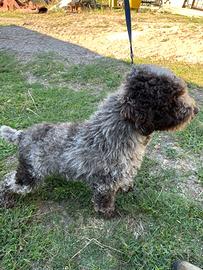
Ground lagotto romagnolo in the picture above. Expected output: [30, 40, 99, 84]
[0, 65, 198, 217]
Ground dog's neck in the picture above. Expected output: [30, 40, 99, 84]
[87, 93, 152, 150]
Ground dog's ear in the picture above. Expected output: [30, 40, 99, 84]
[120, 97, 136, 121]
[120, 98, 154, 136]
[137, 110, 154, 136]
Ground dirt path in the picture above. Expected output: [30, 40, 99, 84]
[0, 11, 203, 64]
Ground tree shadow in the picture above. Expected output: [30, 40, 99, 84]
[0, 25, 106, 64]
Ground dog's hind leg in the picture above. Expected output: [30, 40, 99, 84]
[0, 160, 40, 208]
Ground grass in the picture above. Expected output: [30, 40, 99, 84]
[0, 51, 203, 270]
[26, 54, 124, 89]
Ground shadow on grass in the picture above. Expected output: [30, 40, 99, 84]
[18, 176, 141, 219]
[0, 25, 101, 64]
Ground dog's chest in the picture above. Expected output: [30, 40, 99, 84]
[121, 135, 151, 172]
[115, 136, 151, 191]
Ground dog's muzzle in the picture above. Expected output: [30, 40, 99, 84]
[193, 106, 199, 115]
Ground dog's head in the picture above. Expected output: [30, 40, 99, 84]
[121, 65, 198, 136]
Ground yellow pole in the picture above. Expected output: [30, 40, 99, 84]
[130, 0, 141, 10]
[112, 0, 117, 7]
[109, 0, 117, 8]
[109, 0, 112, 8]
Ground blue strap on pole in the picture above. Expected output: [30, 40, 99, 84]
[124, 0, 134, 64]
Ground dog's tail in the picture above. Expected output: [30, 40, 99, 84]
[0, 125, 22, 144]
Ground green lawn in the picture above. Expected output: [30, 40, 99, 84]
[0, 52, 202, 270]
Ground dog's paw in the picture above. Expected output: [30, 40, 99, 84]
[94, 206, 117, 219]
[103, 209, 120, 219]
[119, 185, 135, 193]
[0, 191, 16, 208]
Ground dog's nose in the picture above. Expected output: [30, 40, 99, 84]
[193, 106, 199, 115]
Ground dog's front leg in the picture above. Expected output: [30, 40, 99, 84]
[92, 187, 117, 218]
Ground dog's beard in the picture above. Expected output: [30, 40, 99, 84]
[167, 113, 194, 132]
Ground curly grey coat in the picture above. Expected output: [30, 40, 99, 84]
[0, 64, 198, 216]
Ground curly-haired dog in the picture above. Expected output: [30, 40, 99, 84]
[0, 64, 198, 217]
